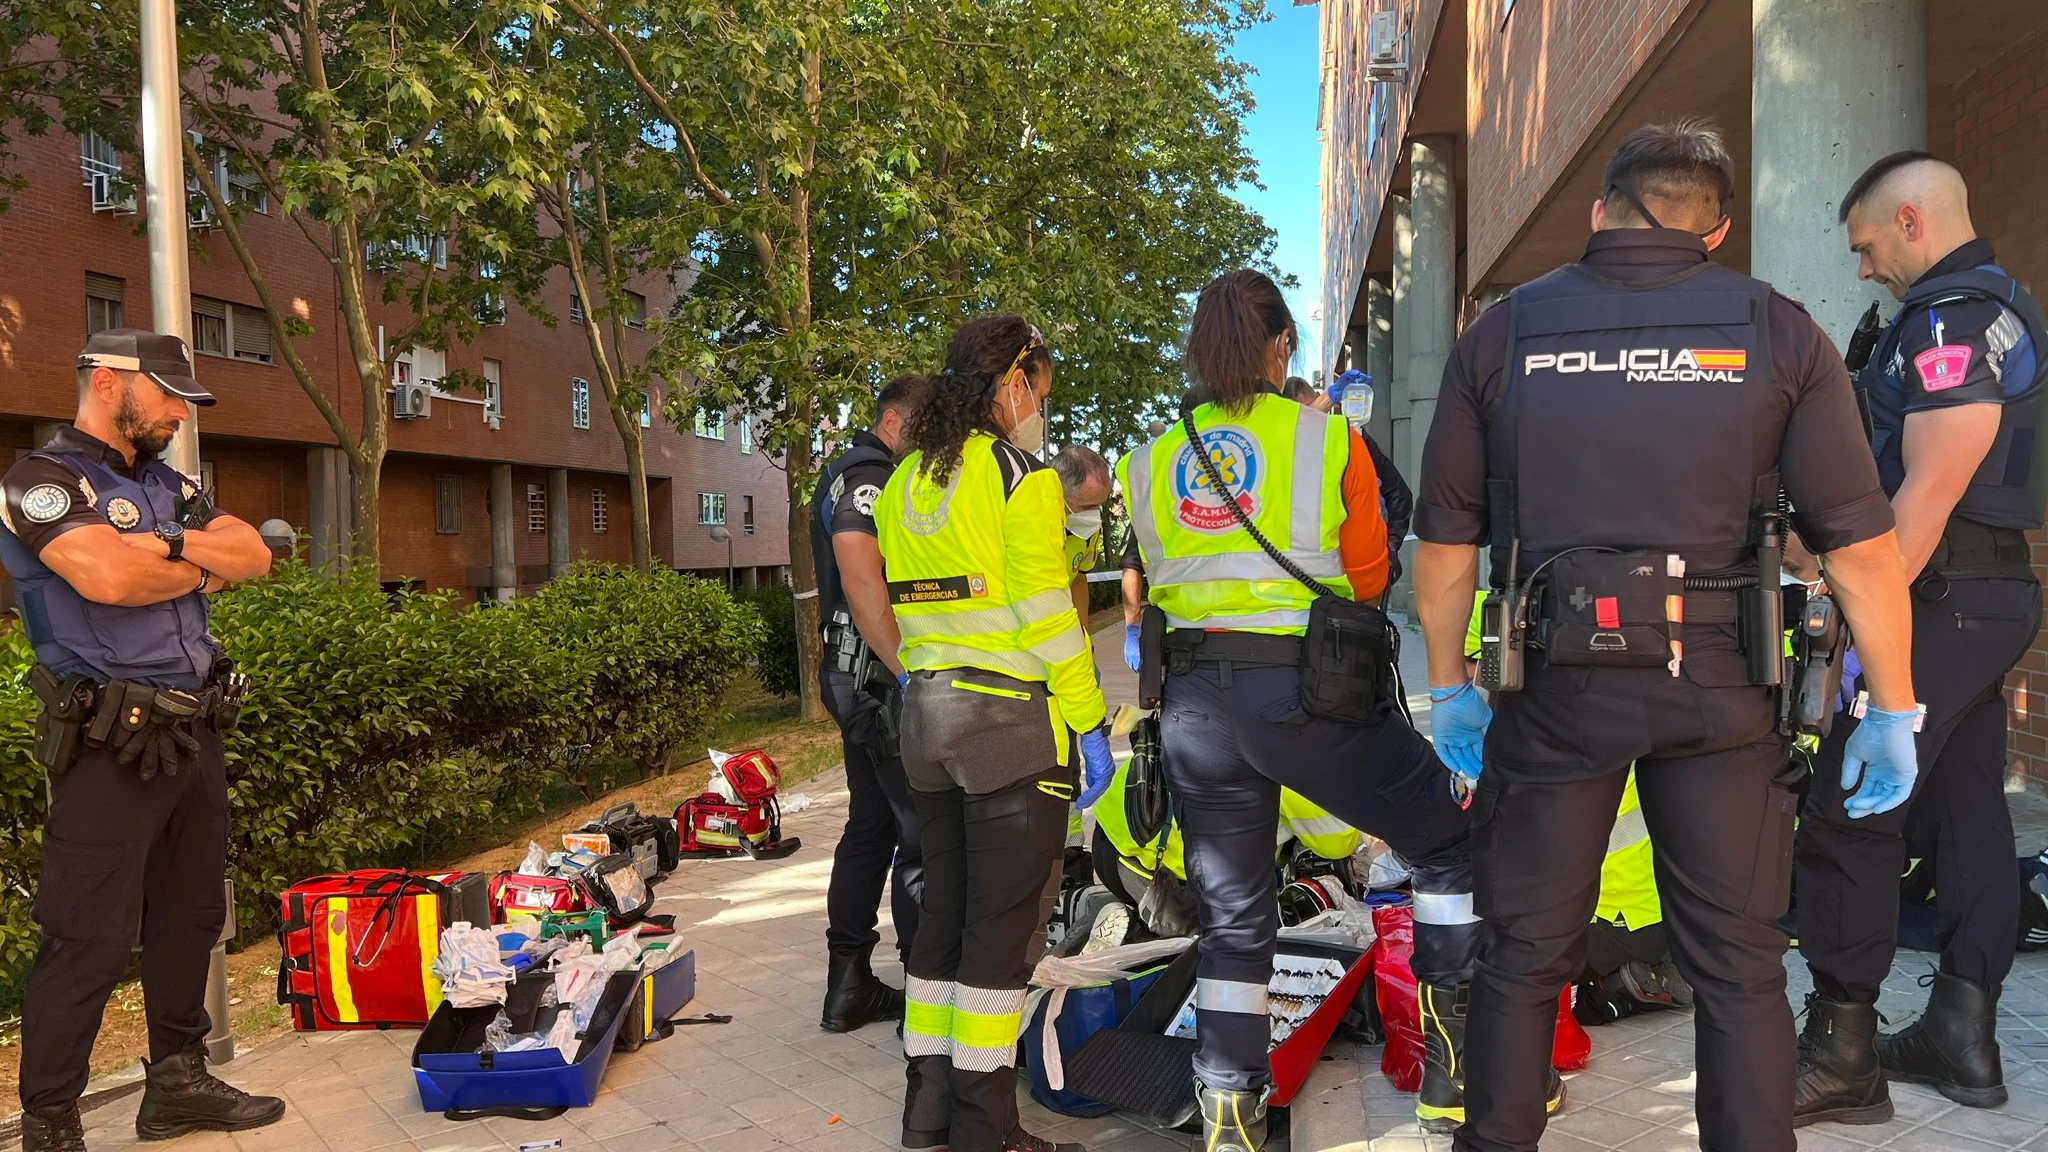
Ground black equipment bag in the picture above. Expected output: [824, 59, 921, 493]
[578, 803, 679, 879]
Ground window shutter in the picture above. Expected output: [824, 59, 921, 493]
[85, 273, 123, 301]
[191, 295, 227, 320]
[231, 305, 272, 359]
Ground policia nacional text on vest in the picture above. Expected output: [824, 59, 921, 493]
[1477, 263, 1816, 711]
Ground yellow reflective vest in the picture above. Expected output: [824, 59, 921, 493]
[1064, 528, 1102, 580]
[1095, 758, 1359, 881]
[1597, 771, 1660, 930]
[876, 433, 1106, 733]
[1118, 394, 1351, 635]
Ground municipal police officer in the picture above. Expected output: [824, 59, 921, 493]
[1791, 153, 2048, 1122]
[1, 330, 279, 1152]
[1412, 122, 1920, 1152]
[1120, 269, 1483, 1149]
[814, 373, 932, 1033]
[877, 315, 1113, 1152]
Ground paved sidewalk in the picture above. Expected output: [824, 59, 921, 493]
[60, 623, 2048, 1151]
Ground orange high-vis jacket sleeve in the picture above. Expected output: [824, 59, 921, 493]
[1337, 425, 1390, 602]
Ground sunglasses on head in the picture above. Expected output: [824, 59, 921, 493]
[1003, 325, 1046, 384]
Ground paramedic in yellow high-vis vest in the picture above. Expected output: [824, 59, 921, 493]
[1120, 271, 1485, 1148]
[876, 315, 1113, 1152]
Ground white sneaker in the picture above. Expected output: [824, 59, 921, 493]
[1081, 902, 1131, 955]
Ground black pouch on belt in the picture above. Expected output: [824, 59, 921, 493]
[1540, 550, 1679, 669]
[1298, 597, 1392, 724]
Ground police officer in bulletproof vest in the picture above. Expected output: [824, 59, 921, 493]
[0, 330, 279, 1152]
[1412, 122, 1919, 1152]
[1787, 153, 2048, 1124]
[814, 372, 933, 1032]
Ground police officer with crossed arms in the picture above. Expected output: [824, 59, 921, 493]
[1412, 122, 1918, 1152]
[1, 330, 279, 1152]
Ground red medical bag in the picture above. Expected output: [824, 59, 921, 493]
[277, 870, 490, 1031]
[489, 872, 592, 923]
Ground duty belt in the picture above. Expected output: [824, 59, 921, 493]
[1924, 520, 2034, 584]
[1162, 628, 1300, 673]
[1530, 586, 1742, 632]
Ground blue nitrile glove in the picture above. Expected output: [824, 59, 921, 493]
[1077, 727, 1116, 808]
[897, 672, 910, 691]
[1429, 682, 1493, 781]
[1836, 647, 1861, 713]
[1841, 704, 1920, 819]
[1123, 623, 1142, 673]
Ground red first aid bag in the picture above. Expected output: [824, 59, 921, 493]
[711, 749, 780, 804]
[278, 870, 490, 1031]
[1371, 903, 1591, 1090]
[489, 872, 591, 923]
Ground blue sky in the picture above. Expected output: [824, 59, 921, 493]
[1227, 3, 1325, 377]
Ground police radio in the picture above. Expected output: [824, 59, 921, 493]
[1478, 540, 1526, 693]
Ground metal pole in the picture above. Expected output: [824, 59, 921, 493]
[140, 0, 199, 478]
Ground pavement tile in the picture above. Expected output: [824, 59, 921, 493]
[1617, 1128, 1703, 1152]
[1548, 1103, 1671, 1145]
[1886, 1083, 1960, 1127]
[1792, 1131, 1883, 1152]
[1596, 1087, 1697, 1126]
[1922, 1100, 2048, 1147]
[1558, 1069, 1634, 1106]
[1880, 1127, 2004, 1152]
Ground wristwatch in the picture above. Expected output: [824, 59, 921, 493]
[154, 521, 186, 561]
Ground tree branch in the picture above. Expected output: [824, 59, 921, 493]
[181, 86, 334, 263]
[182, 131, 354, 451]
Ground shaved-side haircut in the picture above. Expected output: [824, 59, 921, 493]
[1839, 151, 1964, 224]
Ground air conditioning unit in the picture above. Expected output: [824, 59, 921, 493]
[87, 170, 135, 214]
[392, 382, 433, 419]
[1367, 10, 1407, 78]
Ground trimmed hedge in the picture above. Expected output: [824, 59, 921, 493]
[0, 560, 762, 987]
[733, 583, 800, 697]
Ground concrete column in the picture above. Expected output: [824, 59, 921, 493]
[1363, 277, 1395, 456]
[306, 447, 349, 574]
[31, 421, 65, 448]
[1404, 135, 1457, 492]
[1389, 194, 1414, 483]
[490, 464, 516, 603]
[1753, 0, 1926, 346]
[546, 468, 570, 579]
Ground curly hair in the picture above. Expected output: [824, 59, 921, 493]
[905, 314, 1051, 482]
[1186, 270, 1296, 416]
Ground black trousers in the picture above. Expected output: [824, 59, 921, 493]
[1459, 646, 1797, 1152]
[820, 663, 923, 963]
[20, 727, 228, 1111]
[1797, 576, 2040, 1003]
[899, 670, 1073, 1152]
[1162, 662, 1477, 1094]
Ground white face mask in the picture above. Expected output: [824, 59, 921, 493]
[1006, 381, 1046, 454]
[1067, 509, 1103, 539]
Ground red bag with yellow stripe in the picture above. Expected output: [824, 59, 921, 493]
[277, 870, 492, 1031]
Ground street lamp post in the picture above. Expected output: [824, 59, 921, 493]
[708, 524, 734, 590]
[139, 0, 199, 478]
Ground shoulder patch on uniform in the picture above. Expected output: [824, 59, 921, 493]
[20, 483, 71, 524]
[1771, 290, 1812, 317]
[850, 484, 881, 517]
[991, 439, 1041, 499]
[1915, 344, 1975, 391]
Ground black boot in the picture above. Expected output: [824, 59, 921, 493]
[1792, 994, 1892, 1127]
[820, 946, 904, 1032]
[22, 1105, 85, 1152]
[1878, 972, 2007, 1108]
[134, 1043, 287, 1140]
[1416, 981, 1467, 1133]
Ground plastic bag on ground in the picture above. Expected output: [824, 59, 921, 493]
[517, 841, 549, 876]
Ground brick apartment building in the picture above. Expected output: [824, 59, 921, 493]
[0, 125, 790, 606]
[1317, 0, 2048, 780]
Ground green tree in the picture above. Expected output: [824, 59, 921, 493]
[569, 0, 1278, 719]
[27, 0, 571, 572]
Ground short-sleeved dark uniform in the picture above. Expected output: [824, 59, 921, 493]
[1416, 230, 1894, 1152]
[811, 430, 924, 965]
[0, 427, 231, 1112]
[1798, 238, 2048, 1007]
